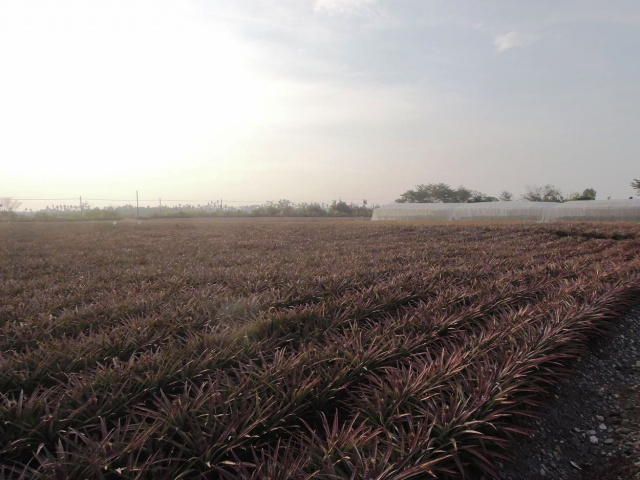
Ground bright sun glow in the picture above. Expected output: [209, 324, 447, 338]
[0, 0, 272, 186]
[2, 1, 638, 206]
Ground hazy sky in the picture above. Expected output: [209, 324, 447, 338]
[2, 0, 640, 210]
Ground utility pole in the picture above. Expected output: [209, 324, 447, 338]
[136, 191, 139, 219]
[80, 196, 83, 215]
[159, 197, 162, 211]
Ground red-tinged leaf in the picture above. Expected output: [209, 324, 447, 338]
[501, 425, 533, 436]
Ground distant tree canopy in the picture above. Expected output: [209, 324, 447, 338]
[396, 183, 497, 203]
[521, 185, 565, 203]
[251, 199, 371, 217]
[2, 199, 375, 222]
[0, 197, 21, 211]
[397, 184, 600, 205]
[521, 185, 598, 202]
[569, 188, 597, 201]
[499, 191, 513, 202]
[632, 179, 640, 196]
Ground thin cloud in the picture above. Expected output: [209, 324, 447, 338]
[314, 0, 378, 17]
[494, 31, 539, 52]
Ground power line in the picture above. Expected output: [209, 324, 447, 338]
[83, 198, 137, 202]
[210, 199, 265, 203]
[11, 196, 384, 205]
[14, 198, 78, 201]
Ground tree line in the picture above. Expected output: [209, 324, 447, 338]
[396, 183, 621, 204]
[0, 198, 374, 221]
[2, 179, 640, 219]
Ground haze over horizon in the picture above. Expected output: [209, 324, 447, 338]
[2, 0, 640, 211]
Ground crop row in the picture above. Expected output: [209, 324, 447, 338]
[1, 220, 640, 478]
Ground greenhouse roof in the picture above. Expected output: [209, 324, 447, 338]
[372, 200, 640, 222]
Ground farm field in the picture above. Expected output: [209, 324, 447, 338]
[2, 219, 640, 479]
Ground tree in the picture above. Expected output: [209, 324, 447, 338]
[277, 199, 294, 216]
[396, 183, 496, 203]
[569, 188, 597, 201]
[0, 197, 21, 211]
[263, 201, 280, 216]
[303, 203, 326, 216]
[455, 186, 474, 203]
[499, 191, 513, 201]
[466, 190, 498, 202]
[632, 179, 640, 196]
[329, 200, 353, 216]
[521, 185, 564, 202]
[396, 183, 454, 203]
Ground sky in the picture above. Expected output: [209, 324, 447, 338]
[2, 0, 640, 210]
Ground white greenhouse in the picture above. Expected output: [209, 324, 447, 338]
[371, 200, 640, 223]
